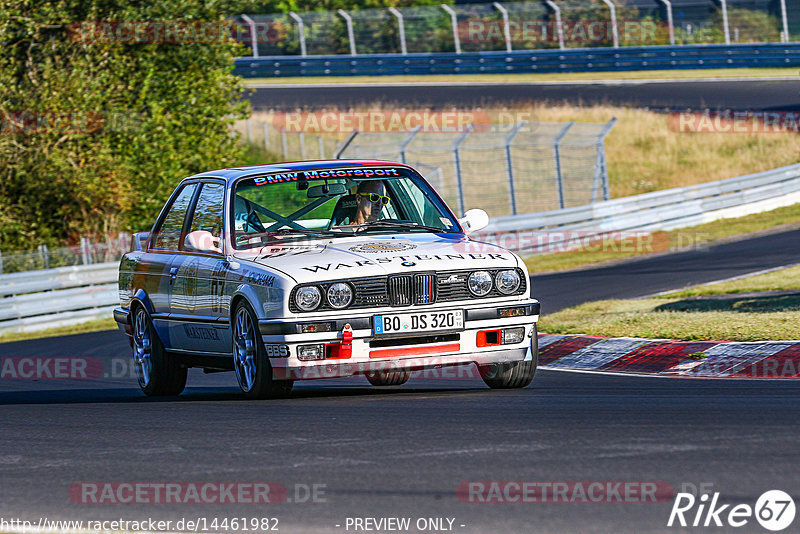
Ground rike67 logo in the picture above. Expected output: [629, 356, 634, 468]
[668, 490, 795, 531]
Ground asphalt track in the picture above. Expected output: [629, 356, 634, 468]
[2, 227, 800, 532]
[536, 225, 800, 313]
[248, 79, 800, 110]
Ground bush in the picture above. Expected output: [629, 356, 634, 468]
[0, 0, 249, 249]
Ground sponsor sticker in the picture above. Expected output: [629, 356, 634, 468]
[349, 242, 417, 254]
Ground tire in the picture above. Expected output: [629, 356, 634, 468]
[479, 327, 538, 389]
[232, 301, 293, 399]
[365, 369, 410, 386]
[131, 306, 187, 396]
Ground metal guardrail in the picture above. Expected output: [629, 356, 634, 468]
[481, 162, 800, 253]
[0, 262, 118, 335]
[234, 43, 800, 77]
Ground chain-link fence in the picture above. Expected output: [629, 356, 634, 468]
[0, 234, 130, 274]
[236, 117, 616, 218]
[235, 0, 795, 56]
[237, 116, 342, 160]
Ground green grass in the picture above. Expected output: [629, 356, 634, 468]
[663, 264, 800, 298]
[244, 67, 798, 86]
[539, 265, 800, 341]
[0, 317, 118, 344]
[524, 202, 800, 274]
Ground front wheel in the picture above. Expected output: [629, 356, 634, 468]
[479, 327, 538, 389]
[131, 306, 187, 396]
[233, 301, 293, 399]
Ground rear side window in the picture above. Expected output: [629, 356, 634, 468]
[151, 183, 198, 250]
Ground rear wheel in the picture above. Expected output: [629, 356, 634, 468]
[132, 306, 187, 396]
[233, 301, 293, 399]
[365, 369, 410, 386]
[479, 327, 538, 389]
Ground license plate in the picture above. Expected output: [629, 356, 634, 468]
[373, 310, 464, 335]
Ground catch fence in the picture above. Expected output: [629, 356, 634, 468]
[234, 0, 796, 58]
[0, 234, 130, 275]
[236, 117, 616, 218]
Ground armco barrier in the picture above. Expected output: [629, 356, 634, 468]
[480, 162, 800, 254]
[0, 262, 118, 335]
[234, 43, 800, 78]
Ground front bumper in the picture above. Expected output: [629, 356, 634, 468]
[260, 300, 539, 380]
[113, 307, 133, 339]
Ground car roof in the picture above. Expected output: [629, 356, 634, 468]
[187, 159, 412, 185]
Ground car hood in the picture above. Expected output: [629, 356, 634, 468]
[233, 234, 519, 284]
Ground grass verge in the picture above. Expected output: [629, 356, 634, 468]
[0, 317, 118, 344]
[539, 265, 800, 341]
[524, 202, 800, 273]
[244, 67, 798, 85]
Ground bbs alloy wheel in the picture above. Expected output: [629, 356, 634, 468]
[131, 306, 187, 396]
[232, 301, 293, 399]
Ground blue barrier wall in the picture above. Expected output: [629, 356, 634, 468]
[234, 43, 800, 78]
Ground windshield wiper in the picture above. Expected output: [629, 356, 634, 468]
[237, 227, 345, 246]
[338, 220, 447, 233]
[270, 227, 342, 236]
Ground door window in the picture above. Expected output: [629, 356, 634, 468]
[151, 183, 198, 251]
[189, 182, 225, 238]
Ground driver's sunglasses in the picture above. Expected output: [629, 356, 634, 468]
[357, 192, 391, 206]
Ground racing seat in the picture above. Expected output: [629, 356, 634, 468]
[330, 195, 359, 226]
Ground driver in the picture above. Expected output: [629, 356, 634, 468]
[352, 180, 390, 225]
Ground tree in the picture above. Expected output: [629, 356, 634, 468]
[0, 0, 249, 248]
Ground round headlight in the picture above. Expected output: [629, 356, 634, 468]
[468, 271, 493, 297]
[295, 286, 321, 311]
[326, 282, 353, 309]
[496, 269, 521, 295]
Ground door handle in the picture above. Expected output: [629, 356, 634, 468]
[169, 267, 178, 285]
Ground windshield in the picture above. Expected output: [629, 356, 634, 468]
[232, 166, 460, 249]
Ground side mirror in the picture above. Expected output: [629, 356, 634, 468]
[185, 230, 222, 254]
[132, 232, 150, 251]
[459, 209, 489, 235]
